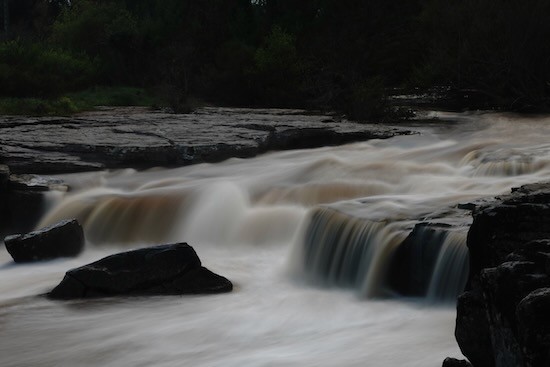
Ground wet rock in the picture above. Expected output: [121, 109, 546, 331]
[2, 173, 67, 234]
[4, 219, 84, 263]
[0, 164, 8, 187]
[455, 290, 494, 367]
[263, 127, 383, 151]
[0, 165, 9, 233]
[0, 107, 409, 174]
[8, 174, 67, 192]
[387, 223, 449, 297]
[455, 182, 550, 367]
[442, 357, 472, 367]
[48, 242, 232, 299]
[516, 288, 550, 367]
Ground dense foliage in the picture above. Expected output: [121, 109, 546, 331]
[1, 0, 550, 116]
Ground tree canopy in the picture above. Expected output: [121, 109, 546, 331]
[2, 0, 550, 117]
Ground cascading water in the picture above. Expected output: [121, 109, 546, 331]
[427, 231, 469, 302]
[297, 207, 408, 297]
[296, 207, 469, 302]
[3, 110, 550, 366]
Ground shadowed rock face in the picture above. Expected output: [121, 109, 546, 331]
[48, 243, 233, 299]
[455, 182, 550, 367]
[0, 165, 9, 232]
[4, 219, 84, 263]
[0, 107, 409, 174]
[442, 357, 473, 367]
[0, 169, 69, 237]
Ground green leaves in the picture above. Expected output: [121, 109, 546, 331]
[0, 40, 97, 98]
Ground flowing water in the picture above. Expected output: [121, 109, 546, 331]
[2, 111, 550, 366]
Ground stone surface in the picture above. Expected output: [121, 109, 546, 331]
[0, 172, 67, 236]
[4, 219, 84, 263]
[516, 288, 550, 367]
[0, 164, 9, 232]
[48, 242, 232, 299]
[0, 107, 410, 174]
[388, 223, 450, 297]
[442, 357, 473, 367]
[455, 182, 550, 367]
[455, 290, 494, 367]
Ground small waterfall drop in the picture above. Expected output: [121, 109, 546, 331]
[297, 207, 408, 297]
[427, 231, 469, 302]
[39, 187, 192, 245]
[461, 149, 550, 176]
[296, 208, 470, 301]
[173, 182, 249, 245]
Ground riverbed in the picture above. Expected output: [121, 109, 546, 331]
[2, 110, 550, 366]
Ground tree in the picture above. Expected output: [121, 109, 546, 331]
[3, 0, 8, 36]
[418, 0, 550, 110]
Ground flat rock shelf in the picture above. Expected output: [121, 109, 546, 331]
[0, 107, 410, 174]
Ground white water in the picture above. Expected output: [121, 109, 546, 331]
[2, 111, 550, 366]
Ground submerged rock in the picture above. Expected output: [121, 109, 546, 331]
[4, 219, 84, 263]
[48, 242, 233, 299]
[455, 182, 550, 367]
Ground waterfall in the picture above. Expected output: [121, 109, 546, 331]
[296, 207, 469, 301]
[460, 146, 550, 177]
[427, 231, 469, 302]
[38, 187, 192, 245]
[298, 207, 408, 297]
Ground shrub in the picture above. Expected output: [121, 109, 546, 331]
[251, 26, 305, 107]
[51, 0, 140, 84]
[347, 77, 388, 121]
[0, 40, 97, 98]
[0, 97, 77, 116]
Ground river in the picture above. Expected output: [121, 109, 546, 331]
[2, 110, 550, 366]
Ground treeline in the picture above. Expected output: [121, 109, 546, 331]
[1, 0, 550, 117]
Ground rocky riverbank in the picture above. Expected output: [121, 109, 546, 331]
[454, 182, 550, 367]
[0, 106, 410, 174]
[0, 106, 410, 237]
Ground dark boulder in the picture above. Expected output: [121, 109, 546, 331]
[4, 219, 84, 263]
[455, 182, 550, 367]
[48, 242, 233, 299]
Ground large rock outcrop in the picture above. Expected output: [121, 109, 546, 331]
[48, 242, 232, 299]
[4, 219, 84, 263]
[0, 107, 408, 174]
[455, 182, 550, 367]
